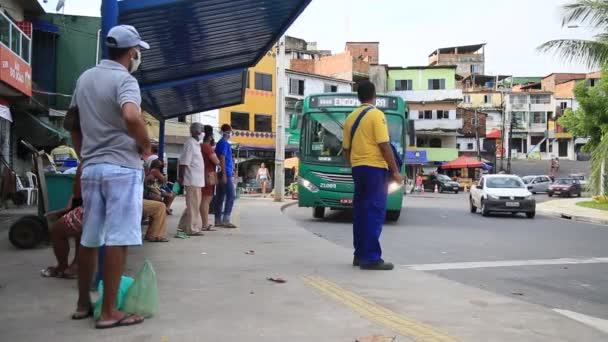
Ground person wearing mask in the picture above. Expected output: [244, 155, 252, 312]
[256, 162, 271, 197]
[343, 80, 402, 271]
[200, 125, 220, 230]
[64, 25, 150, 328]
[214, 124, 237, 228]
[177, 123, 205, 236]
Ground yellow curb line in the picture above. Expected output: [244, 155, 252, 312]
[302, 275, 457, 342]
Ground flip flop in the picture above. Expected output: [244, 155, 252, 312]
[148, 237, 170, 242]
[187, 232, 205, 236]
[222, 222, 238, 229]
[174, 232, 190, 239]
[202, 225, 217, 231]
[41, 267, 76, 279]
[95, 314, 144, 329]
[71, 305, 93, 320]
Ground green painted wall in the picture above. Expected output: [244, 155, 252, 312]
[41, 14, 100, 109]
[387, 68, 456, 91]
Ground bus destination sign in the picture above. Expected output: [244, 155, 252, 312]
[309, 95, 398, 110]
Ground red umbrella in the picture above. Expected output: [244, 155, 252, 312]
[441, 156, 485, 169]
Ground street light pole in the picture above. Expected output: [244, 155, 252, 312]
[274, 36, 286, 202]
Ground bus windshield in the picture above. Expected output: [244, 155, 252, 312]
[300, 111, 405, 165]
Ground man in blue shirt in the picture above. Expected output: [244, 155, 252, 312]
[214, 124, 237, 228]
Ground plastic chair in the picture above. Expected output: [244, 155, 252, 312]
[16, 176, 37, 206]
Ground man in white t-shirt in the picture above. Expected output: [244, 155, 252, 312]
[177, 123, 205, 236]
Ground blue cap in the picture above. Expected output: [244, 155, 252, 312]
[106, 25, 150, 49]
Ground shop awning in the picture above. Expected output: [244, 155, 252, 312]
[487, 128, 502, 139]
[14, 111, 70, 146]
[441, 156, 485, 169]
[118, 0, 312, 120]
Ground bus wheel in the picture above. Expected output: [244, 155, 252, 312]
[386, 210, 401, 222]
[313, 207, 325, 219]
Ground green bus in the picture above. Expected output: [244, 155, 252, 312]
[295, 93, 408, 221]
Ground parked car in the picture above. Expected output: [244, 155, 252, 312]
[469, 175, 536, 218]
[424, 174, 460, 193]
[548, 178, 582, 197]
[522, 175, 552, 194]
[569, 174, 587, 187]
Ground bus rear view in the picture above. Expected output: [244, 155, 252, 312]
[297, 93, 407, 221]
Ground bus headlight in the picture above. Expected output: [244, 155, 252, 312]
[299, 178, 319, 193]
[388, 181, 403, 194]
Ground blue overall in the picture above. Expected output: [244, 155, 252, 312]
[352, 166, 388, 265]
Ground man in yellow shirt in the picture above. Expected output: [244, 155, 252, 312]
[50, 138, 79, 165]
[343, 80, 402, 270]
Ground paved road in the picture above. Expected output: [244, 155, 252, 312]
[285, 192, 608, 326]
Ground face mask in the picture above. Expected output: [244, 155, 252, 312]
[198, 133, 205, 141]
[223, 131, 232, 139]
[129, 49, 141, 73]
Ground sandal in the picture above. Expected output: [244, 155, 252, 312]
[148, 237, 170, 242]
[95, 314, 144, 329]
[202, 225, 217, 231]
[174, 232, 190, 239]
[41, 266, 77, 279]
[187, 231, 205, 237]
[222, 222, 238, 229]
[71, 304, 93, 320]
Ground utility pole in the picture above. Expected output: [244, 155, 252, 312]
[474, 109, 481, 161]
[274, 36, 286, 202]
[507, 113, 514, 174]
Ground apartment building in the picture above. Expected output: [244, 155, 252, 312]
[428, 44, 485, 77]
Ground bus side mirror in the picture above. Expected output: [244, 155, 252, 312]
[290, 115, 298, 130]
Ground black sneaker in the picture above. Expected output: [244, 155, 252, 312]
[353, 257, 360, 266]
[360, 259, 394, 270]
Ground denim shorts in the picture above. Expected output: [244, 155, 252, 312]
[81, 163, 143, 247]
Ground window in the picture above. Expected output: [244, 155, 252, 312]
[0, 15, 9, 47]
[10, 24, 20, 56]
[511, 112, 526, 128]
[463, 95, 471, 104]
[324, 84, 338, 93]
[255, 114, 272, 132]
[484, 94, 492, 104]
[509, 94, 527, 104]
[429, 138, 442, 148]
[456, 143, 461, 149]
[470, 64, 481, 74]
[467, 143, 474, 150]
[395, 79, 413, 91]
[231, 112, 250, 131]
[587, 79, 597, 87]
[531, 112, 546, 124]
[428, 79, 446, 90]
[560, 102, 568, 110]
[289, 78, 305, 95]
[246, 72, 250, 88]
[424, 110, 433, 119]
[437, 110, 449, 119]
[255, 72, 273, 92]
[530, 94, 551, 104]
[178, 116, 186, 123]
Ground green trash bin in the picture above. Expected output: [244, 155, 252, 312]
[45, 173, 76, 212]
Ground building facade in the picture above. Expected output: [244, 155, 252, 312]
[388, 66, 463, 154]
[428, 44, 485, 77]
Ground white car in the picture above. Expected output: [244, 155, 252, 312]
[470, 175, 536, 218]
[569, 174, 587, 187]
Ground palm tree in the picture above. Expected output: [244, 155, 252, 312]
[539, 0, 608, 69]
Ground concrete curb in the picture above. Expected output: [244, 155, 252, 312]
[537, 209, 608, 226]
[280, 201, 298, 213]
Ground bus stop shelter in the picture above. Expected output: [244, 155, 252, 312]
[101, 0, 312, 156]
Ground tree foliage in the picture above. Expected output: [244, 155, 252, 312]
[558, 68, 608, 152]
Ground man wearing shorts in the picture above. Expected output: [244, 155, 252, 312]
[65, 25, 150, 329]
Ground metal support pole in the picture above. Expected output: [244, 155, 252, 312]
[96, 0, 118, 288]
[475, 109, 481, 161]
[159, 120, 165, 160]
[274, 36, 286, 202]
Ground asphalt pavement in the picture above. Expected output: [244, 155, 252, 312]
[285, 192, 608, 326]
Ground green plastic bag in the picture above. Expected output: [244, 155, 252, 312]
[172, 182, 181, 194]
[94, 276, 134, 320]
[123, 260, 158, 318]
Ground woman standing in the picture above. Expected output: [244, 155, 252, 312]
[256, 162, 271, 197]
[201, 125, 220, 230]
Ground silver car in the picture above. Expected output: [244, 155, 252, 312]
[522, 175, 552, 194]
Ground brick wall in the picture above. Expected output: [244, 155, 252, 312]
[458, 108, 486, 137]
[290, 59, 315, 74]
[315, 52, 353, 81]
[346, 42, 379, 64]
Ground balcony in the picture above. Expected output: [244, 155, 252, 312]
[0, 12, 33, 97]
[390, 89, 463, 102]
[415, 118, 463, 131]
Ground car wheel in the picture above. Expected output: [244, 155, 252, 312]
[481, 200, 489, 217]
[548, 193, 553, 197]
[455, 190, 459, 194]
[577, 191, 582, 197]
[386, 210, 400, 222]
[469, 197, 477, 213]
[532, 191, 536, 194]
[526, 212, 536, 219]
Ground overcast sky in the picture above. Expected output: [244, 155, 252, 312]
[39, 0, 597, 76]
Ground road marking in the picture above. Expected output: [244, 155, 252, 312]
[553, 309, 608, 334]
[403, 257, 608, 271]
[302, 275, 457, 342]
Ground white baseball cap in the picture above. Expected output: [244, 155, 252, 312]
[106, 25, 150, 49]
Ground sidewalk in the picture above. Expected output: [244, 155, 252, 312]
[0, 198, 605, 341]
[537, 198, 608, 226]
[0, 206, 37, 232]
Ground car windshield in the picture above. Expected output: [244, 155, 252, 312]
[522, 176, 534, 184]
[570, 175, 584, 181]
[555, 179, 574, 185]
[437, 174, 452, 181]
[486, 177, 525, 188]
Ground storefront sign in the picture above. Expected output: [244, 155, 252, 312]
[0, 45, 32, 96]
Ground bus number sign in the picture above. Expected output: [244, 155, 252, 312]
[310, 95, 398, 110]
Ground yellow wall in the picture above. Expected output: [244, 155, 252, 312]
[462, 91, 502, 108]
[144, 112, 191, 141]
[219, 49, 277, 148]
